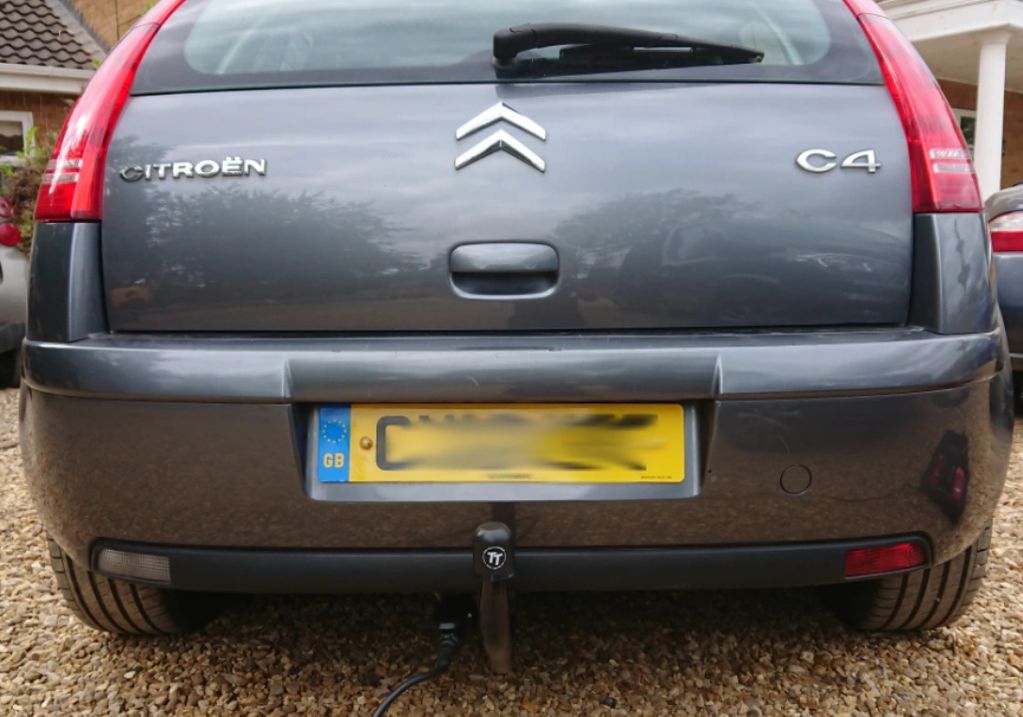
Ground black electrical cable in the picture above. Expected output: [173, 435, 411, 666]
[372, 596, 474, 717]
[371, 645, 456, 717]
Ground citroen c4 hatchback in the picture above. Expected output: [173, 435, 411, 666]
[23, 0, 1011, 647]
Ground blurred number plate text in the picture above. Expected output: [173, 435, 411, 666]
[316, 404, 684, 484]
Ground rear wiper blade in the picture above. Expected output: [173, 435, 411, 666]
[493, 22, 764, 67]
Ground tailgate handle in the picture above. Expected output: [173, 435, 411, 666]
[450, 243, 558, 274]
[450, 243, 558, 298]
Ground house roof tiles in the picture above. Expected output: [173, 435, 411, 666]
[0, 0, 104, 71]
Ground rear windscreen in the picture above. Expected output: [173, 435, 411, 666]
[133, 0, 881, 94]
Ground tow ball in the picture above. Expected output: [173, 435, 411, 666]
[472, 521, 515, 674]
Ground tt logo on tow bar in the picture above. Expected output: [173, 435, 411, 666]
[482, 547, 508, 571]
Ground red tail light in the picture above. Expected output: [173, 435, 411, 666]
[844, 541, 927, 578]
[843, 1, 982, 214]
[990, 211, 1023, 252]
[35, 0, 187, 223]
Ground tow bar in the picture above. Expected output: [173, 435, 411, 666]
[473, 521, 515, 674]
[373, 521, 517, 715]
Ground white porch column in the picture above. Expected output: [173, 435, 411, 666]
[974, 30, 1012, 199]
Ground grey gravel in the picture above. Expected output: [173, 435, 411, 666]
[2, 387, 1021, 716]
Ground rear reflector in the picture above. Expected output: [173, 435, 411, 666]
[843, 2, 982, 214]
[35, 0, 187, 222]
[990, 211, 1023, 252]
[96, 548, 171, 584]
[843, 541, 927, 578]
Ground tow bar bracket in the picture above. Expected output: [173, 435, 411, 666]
[473, 521, 515, 674]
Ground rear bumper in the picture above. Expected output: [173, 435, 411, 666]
[22, 345, 1013, 589]
[92, 537, 932, 593]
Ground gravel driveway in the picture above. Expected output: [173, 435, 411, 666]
[2, 388, 1021, 716]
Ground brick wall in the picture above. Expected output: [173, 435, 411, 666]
[940, 79, 1023, 189]
[69, 0, 151, 47]
[0, 90, 76, 144]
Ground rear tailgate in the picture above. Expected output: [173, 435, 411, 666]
[100, 0, 912, 333]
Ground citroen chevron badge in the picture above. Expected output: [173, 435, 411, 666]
[454, 102, 547, 172]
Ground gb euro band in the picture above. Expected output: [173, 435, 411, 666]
[119, 157, 268, 182]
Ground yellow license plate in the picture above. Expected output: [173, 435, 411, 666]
[315, 404, 684, 484]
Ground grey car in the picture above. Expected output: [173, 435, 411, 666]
[988, 183, 1023, 402]
[22, 0, 1012, 656]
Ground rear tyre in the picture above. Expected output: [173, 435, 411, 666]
[47, 536, 219, 635]
[823, 526, 990, 631]
[0, 348, 20, 388]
